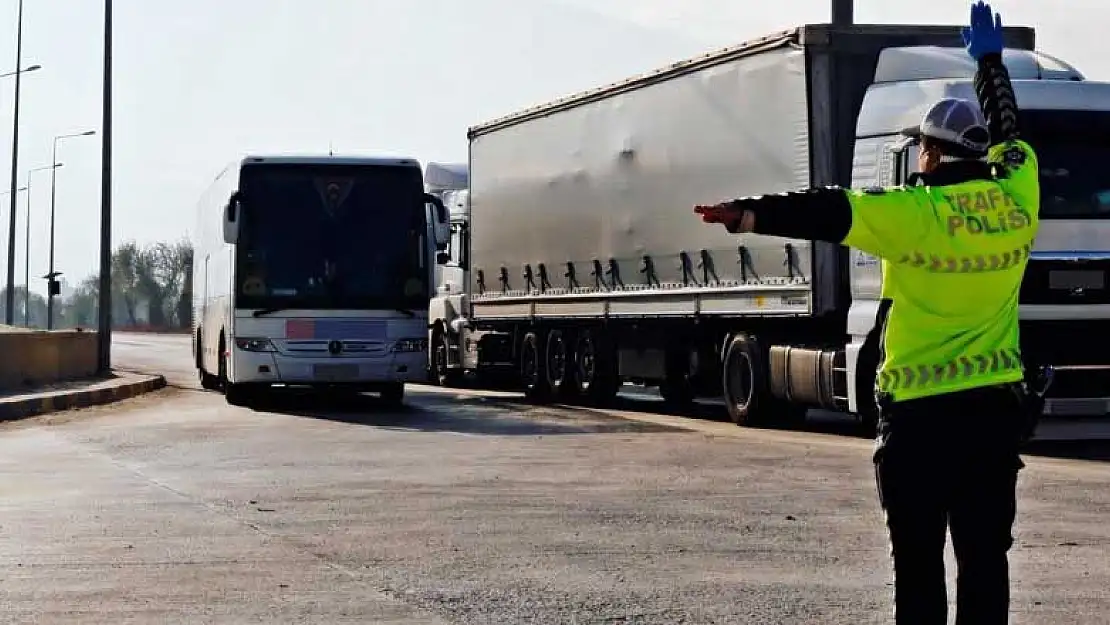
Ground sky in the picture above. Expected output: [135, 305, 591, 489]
[0, 0, 1104, 295]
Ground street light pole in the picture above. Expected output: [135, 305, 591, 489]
[25, 163, 63, 326]
[5, 0, 26, 324]
[1, 186, 26, 322]
[97, 0, 113, 372]
[0, 58, 42, 322]
[46, 130, 95, 329]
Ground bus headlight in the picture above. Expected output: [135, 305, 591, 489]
[391, 338, 427, 353]
[235, 337, 276, 352]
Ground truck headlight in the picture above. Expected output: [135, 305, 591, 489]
[391, 338, 427, 353]
[235, 337, 275, 352]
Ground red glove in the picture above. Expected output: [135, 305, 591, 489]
[694, 202, 745, 233]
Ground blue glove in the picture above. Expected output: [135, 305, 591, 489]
[961, 1, 1004, 60]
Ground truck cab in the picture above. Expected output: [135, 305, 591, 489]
[849, 45, 1110, 417]
[424, 162, 514, 387]
[425, 163, 472, 385]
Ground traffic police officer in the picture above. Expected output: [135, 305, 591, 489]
[693, 2, 1038, 623]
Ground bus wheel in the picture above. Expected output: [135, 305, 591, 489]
[225, 382, 257, 408]
[380, 383, 405, 407]
[200, 370, 221, 391]
[197, 330, 220, 391]
[217, 334, 229, 388]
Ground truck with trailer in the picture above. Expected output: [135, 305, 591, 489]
[428, 22, 1110, 429]
[192, 155, 450, 407]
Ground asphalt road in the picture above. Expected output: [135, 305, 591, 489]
[0, 332, 1106, 623]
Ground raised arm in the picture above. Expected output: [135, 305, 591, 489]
[962, 1, 1038, 209]
[963, 1, 1020, 145]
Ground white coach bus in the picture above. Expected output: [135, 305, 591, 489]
[191, 155, 449, 406]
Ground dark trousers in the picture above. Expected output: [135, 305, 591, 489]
[874, 383, 1028, 625]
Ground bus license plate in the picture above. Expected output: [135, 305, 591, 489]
[314, 363, 359, 381]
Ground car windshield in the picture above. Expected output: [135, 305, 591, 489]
[1021, 110, 1110, 219]
[234, 162, 429, 310]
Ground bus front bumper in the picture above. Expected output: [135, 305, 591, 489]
[230, 346, 427, 388]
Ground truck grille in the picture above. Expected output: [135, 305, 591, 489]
[1019, 320, 1109, 366]
[1019, 256, 1110, 306]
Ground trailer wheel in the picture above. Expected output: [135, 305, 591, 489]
[520, 331, 551, 402]
[722, 334, 775, 426]
[545, 329, 575, 397]
[574, 329, 619, 405]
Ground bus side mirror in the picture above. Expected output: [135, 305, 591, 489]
[223, 191, 242, 244]
[436, 251, 451, 265]
[425, 193, 450, 251]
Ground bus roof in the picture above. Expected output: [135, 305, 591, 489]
[239, 154, 422, 168]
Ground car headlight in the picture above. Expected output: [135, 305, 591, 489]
[235, 337, 275, 352]
[391, 338, 427, 353]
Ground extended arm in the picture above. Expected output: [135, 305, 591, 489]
[694, 185, 932, 261]
[696, 187, 854, 243]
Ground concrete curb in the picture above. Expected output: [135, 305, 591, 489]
[0, 373, 167, 423]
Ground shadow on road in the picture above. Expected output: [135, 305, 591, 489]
[416, 384, 878, 440]
[1023, 439, 1110, 462]
[246, 388, 684, 437]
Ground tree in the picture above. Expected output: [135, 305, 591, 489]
[0, 286, 48, 328]
[177, 246, 194, 329]
[95, 238, 194, 329]
[111, 241, 141, 325]
[62, 276, 100, 329]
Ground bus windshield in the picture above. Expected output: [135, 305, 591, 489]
[234, 163, 429, 311]
[1022, 110, 1110, 220]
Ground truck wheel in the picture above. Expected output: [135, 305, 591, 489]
[855, 348, 880, 437]
[432, 326, 462, 387]
[520, 331, 551, 402]
[722, 334, 775, 426]
[573, 329, 619, 405]
[545, 329, 576, 398]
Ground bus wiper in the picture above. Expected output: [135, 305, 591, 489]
[252, 308, 288, 318]
[394, 308, 416, 318]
